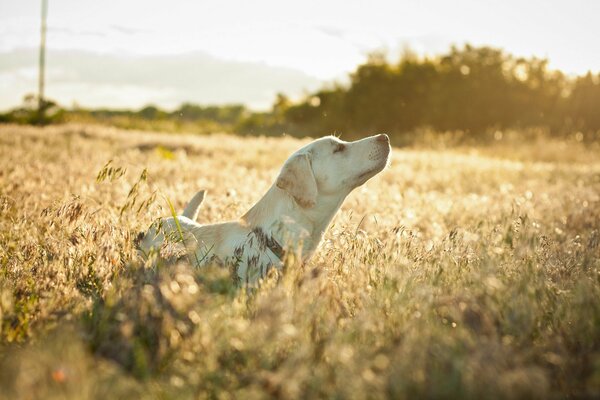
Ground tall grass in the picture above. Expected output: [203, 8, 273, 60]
[0, 123, 598, 399]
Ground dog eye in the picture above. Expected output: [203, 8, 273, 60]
[333, 144, 346, 153]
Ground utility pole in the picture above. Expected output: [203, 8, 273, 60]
[38, 0, 48, 123]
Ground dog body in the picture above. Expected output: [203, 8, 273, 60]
[138, 134, 390, 284]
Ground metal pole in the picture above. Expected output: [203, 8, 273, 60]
[38, 0, 48, 123]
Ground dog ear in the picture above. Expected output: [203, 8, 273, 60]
[276, 153, 317, 208]
[182, 190, 206, 221]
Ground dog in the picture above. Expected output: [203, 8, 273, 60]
[137, 134, 391, 285]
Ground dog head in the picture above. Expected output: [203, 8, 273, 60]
[276, 134, 391, 207]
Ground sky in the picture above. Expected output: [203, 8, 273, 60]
[1, 0, 599, 111]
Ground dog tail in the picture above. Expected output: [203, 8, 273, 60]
[182, 190, 206, 221]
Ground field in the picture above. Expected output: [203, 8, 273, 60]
[0, 124, 599, 399]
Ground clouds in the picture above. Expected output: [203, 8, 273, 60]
[108, 25, 150, 36]
[0, 48, 321, 110]
[1, 0, 599, 109]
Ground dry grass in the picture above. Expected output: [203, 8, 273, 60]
[0, 123, 599, 399]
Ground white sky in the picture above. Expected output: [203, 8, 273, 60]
[1, 0, 599, 110]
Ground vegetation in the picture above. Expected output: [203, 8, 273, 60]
[3, 45, 599, 143]
[278, 45, 600, 139]
[0, 100, 248, 135]
[0, 124, 598, 398]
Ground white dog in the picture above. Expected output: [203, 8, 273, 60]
[137, 134, 391, 285]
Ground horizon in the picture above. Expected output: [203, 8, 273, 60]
[1, 0, 599, 111]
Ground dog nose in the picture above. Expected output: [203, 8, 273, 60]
[376, 133, 389, 144]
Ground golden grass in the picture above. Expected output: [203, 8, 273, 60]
[0, 123, 599, 399]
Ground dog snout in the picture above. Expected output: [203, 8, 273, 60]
[376, 133, 389, 144]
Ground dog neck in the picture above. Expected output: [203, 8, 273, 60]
[241, 185, 347, 259]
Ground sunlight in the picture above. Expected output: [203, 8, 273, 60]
[1, 0, 599, 109]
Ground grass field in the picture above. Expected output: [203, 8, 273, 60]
[0, 124, 599, 399]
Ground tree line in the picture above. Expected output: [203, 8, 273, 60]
[2, 44, 599, 140]
[255, 44, 599, 139]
